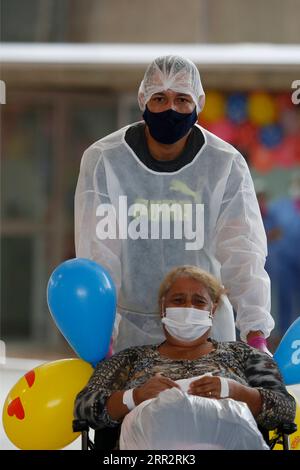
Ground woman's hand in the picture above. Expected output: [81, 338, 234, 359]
[133, 373, 180, 405]
[188, 376, 243, 400]
[188, 375, 223, 398]
[188, 376, 262, 417]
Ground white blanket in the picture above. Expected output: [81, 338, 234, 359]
[119, 385, 269, 450]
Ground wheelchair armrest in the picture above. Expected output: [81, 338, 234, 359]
[278, 422, 297, 435]
[72, 419, 90, 433]
[72, 420, 120, 450]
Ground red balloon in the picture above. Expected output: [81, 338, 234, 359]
[274, 136, 300, 167]
[275, 93, 294, 112]
[208, 119, 237, 144]
[250, 145, 275, 173]
[235, 122, 259, 150]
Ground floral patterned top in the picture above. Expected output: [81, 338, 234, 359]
[74, 340, 296, 431]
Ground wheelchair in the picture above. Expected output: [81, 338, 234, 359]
[72, 418, 297, 450]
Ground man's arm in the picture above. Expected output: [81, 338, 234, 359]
[74, 145, 122, 294]
[214, 152, 275, 346]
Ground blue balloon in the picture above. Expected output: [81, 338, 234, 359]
[274, 316, 300, 385]
[47, 258, 116, 366]
[260, 124, 283, 148]
[226, 93, 248, 124]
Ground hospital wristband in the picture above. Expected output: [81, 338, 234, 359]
[219, 377, 229, 398]
[123, 389, 136, 411]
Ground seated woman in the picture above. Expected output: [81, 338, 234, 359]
[74, 265, 296, 449]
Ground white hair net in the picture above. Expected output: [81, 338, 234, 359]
[138, 55, 205, 113]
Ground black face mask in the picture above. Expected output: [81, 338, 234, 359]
[143, 106, 197, 144]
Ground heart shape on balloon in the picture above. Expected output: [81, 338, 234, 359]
[47, 258, 117, 366]
[25, 370, 35, 388]
[7, 397, 25, 420]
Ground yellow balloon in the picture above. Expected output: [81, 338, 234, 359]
[248, 92, 277, 126]
[269, 388, 300, 450]
[2, 358, 93, 450]
[201, 91, 226, 123]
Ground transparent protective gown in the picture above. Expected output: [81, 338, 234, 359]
[75, 123, 274, 352]
[119, 387, 269, 450]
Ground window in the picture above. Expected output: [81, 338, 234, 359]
[1, 91, 118, 345]
[1, 0, 69, 42]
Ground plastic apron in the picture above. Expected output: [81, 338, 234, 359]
[75, 123, 273, 351]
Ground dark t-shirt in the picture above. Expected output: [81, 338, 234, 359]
[125, 122, 205, 172]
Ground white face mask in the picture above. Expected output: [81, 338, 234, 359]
[161, 307, 213, 342]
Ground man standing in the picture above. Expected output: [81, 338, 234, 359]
[75, 55, 274, 353]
